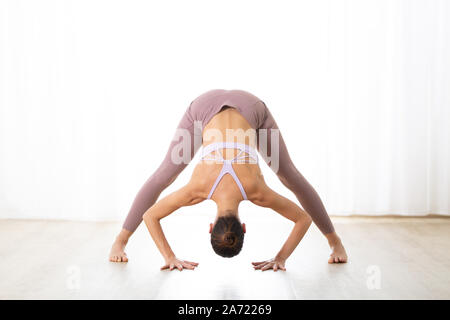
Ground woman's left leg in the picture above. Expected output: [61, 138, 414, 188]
[110, 101, 201, 262]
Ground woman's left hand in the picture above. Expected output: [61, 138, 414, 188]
[161, 257, 199, 271]
[251, 257, 286, 271]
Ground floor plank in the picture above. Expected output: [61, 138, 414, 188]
[0, 216, 449, 299]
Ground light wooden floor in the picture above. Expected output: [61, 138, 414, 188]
[0, 215, 449, 299]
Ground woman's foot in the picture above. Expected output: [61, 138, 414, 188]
[109, 229, 132, 262]
[109, 237, 128, 262]
[326, 232, 348, 264]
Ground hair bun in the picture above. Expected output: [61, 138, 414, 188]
[224, 232, 236, 246]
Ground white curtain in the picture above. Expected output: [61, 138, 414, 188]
[0, 0, 448, 221]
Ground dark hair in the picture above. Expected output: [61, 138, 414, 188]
[210, 215, 244, 258]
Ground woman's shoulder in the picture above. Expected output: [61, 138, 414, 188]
[188, 161, 217, 194]
[242, 168, 268, 203]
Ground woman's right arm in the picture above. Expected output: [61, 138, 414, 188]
[249, 182, 312, 271]
[143, 183, 204, 270]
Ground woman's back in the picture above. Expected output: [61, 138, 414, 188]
[203, 106, 256, 145]
[192, 106, 263, 205]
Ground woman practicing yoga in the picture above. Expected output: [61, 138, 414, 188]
[109, 89, 347, 271]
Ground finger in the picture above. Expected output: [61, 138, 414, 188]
[328, 256, 334, 264]
[161, 264, 169, 270]
[176, 264, 183, 271]
[182, 262, 195, 270]
[334, 257, 339, 263]
[183, 261, 199, 266]
[273, 264, 278, 272]
[253, 263, 267, 270]
[261, 264, 273, 271]
[182, 262, 194, 268]
[170, 264, 174, 271]
[260, 262, 271, 269]
[280, 266, 287, 271]
[253, 262, 267, 268]
[252, 261, 266, 265]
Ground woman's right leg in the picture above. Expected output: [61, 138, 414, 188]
[256, 101, 347, 263]
[110, 102, 201, 262]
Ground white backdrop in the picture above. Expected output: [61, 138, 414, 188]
[0, 0, 448, 222]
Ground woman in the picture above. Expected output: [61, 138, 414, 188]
[109, 89, 347, 270]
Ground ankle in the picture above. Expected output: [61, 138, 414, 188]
[115, 228, 132, 244]
[325, 232, 341, 246]
[115, 234, 129, 245]
[114, 236, 127, 245]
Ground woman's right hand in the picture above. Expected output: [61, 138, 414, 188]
[161, 257, 199, 271]
[252, 257, 287, 271]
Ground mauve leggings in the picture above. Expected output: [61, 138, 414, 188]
[123, 89, 335, 235]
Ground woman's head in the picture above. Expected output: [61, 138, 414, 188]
[209, 215, 246, 258]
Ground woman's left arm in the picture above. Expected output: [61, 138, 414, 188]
[143, 183, 205, 271]
[250, 184, 312, 271]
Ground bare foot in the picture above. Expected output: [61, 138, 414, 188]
[328, 239, 348, 264]
[109, 238, 128, 262]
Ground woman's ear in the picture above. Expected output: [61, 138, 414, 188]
[209, 223, 213, 234]
[242, 223, 246, 233]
